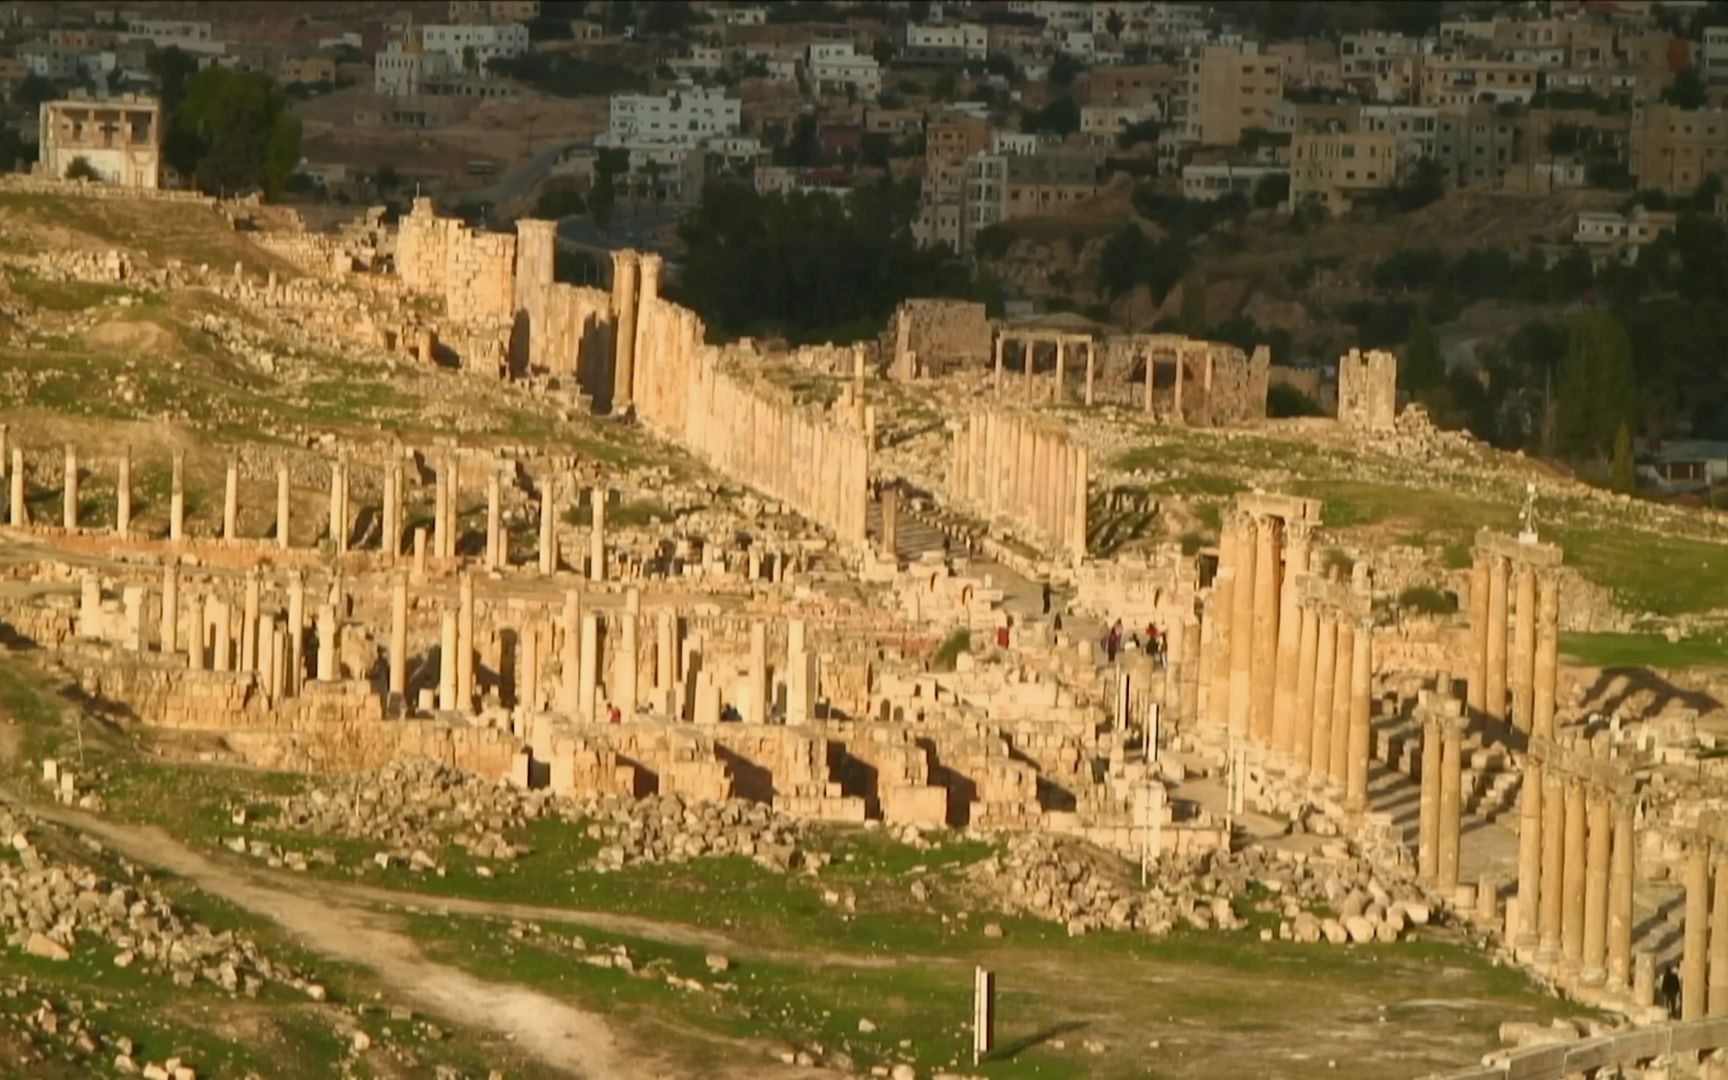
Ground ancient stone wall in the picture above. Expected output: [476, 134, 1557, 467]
[885, 298, 990, 380]
[1337, 348, 1398, 431]
[510, 219, 615, 391]
[949, 409, 1088, 562]
[396, 197, 515, 324]
[1206, 344, 1271, 425]
[631, 276, 870, 546]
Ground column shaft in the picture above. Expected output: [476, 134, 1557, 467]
[1468, 554, 1488, 714]
[1607, 799, 1634, 987]
[1516, 760, 1542, 946]
[1686, 847, 1711, 1020]
[1511, 564, 1536, 733]
[1583, 790, 1611, 984]
[1437, 717, 1462, 890]
[1485, 556, 1509, 724]
[1534, 574, 1559, 741]
[1560, 779, 1587, 968]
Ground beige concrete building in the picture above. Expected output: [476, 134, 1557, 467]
[1288, 130, 1397, 215]
[1628, 105, 1728, 197]
[38, 96, 162, 189]
[926, 112, 990, 165]
[1177, 46, 1285, 148]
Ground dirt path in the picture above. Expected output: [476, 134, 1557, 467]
[28, 803, 642, 1080]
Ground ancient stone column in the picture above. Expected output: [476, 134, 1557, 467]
[315, 604, 337, 682]
[578, 612, 599, 720]
[1485, 555, 1509, 724]
[558, 590, 580, 713]
[438, 608, 459, 710]
[1227, 513, 1256, 740]
[1346, 619, 1373, 812]
[1712, 861, 1728, 1015]
[1249, 514, 1279, 745]
[1309, 615, 1337, 781]
[433, 465, 447, 562]
[389, 574, 407, 700]
[1561, 777, 1587, 970]
[1685, 846, 1711, 1020]
[223, 459, 238, 542]
[616, 610, 639, 717]
[1516, 760, 1543, 948]
[1534, 573, 1559, 742]
[457, 572, 475, 710]
[656, 606, 677, 715]
[1438, 706, 1463, 892]
[1084, 343, 1095, 406]
[241, 571, 260, 674]
[274, 465, 290, 549]
[1581, 785, 1611, 985]
[1143, 346, 1155, 414]
[1271, 526, 1307, 761]
[486, 471, 502, 571]
[328, 458, 346, 554]
[379, 463, 396, 557]
[1511, 563, 1536, 733]
[880, 488, 899, 561]
[159, 563, 179, 655]
[1418, 709, 1442, 884]
[1327, 619, 1354, 788]
[992, 334, 1004, 396]
[1292, 601, 1319, 777]
[611, 250, 640, 412]
[62, 444, 77, 530]
[1607, 797, 1635, 988]
[589, 486, 606, 583]
[1052, 339, 1065, 402]
[1539, 767, 1565, 958]
[444, 454, 460, 559]
[519, 622, 541, 712]
[258, 617, 277, 698]
[747, 621, 768, 724]
[1467, 552, 1488, 715]
[210, 597, 231, 672]
[287, 572, 304, 694]
[170, 451, 185, 544]
[115, 449, 131, 539]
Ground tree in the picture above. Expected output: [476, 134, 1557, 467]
[1253, 172, 1289, 208]
[1391, 157, 1445, 212]
[1022, 96, 1079, 136]
[534, 178, 586, 218]
[1180, 275, 1207, 334]
[1610, 422, 1635, 492]
[169, 68, 301, 198]
[1556, 309, 1637, 458]
[1105, 11, 1127, 38]
[590, 148, 628, 232]
[973, 223, 1015, 259]
[672, 180, 971, 343]
[64, 156, 101, 182]
[1402, 304, 1444, 395]
[1664, 66, 1707, 109]
[1117, 118, 1160, 149]
[374, 165, 401, 195]
[1049, 54, 1084, 88]
[16, 74, 54, 110]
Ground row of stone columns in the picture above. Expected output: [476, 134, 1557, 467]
[5, 443, 610, 579]
[1675, 819, 1728, 1020]
[136, 558, 820, 727]
[991, 332, 1097, 406]
[1467, 533, 1561, 735]
[1201, 497, 1372, 804]
[950, 410, 1087, 562]
[1513, 739, 1635, 994]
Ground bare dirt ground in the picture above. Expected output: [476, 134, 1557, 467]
[25, 804, 641, 1079]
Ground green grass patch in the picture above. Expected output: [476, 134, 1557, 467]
[1560, 631, 1728, 670]
[932, 629, 971, 671]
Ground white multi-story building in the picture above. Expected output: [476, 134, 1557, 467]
[420, 23, 529, 71]
[599, 85, 742, 153]
[1358, 104, 1438, 168]
[21, 44, 81, 80]
[375, 45, 458, 96]
[902, 23, 988, 63]
[1181, 162, 1286, 201]
[806, 42, 881, 100]
[1706, 26, 1728, 83]
[123, 18, 220, 53]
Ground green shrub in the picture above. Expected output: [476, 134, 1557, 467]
[1397, 585, 1458, 615]
[932, 629, 971, 671]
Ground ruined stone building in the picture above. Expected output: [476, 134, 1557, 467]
[1336, 348, 1398, 431]
[38, 95, 162, 188]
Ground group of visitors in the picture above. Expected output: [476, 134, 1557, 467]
[1102, 618, 1167, 666]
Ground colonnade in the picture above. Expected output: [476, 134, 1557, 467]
[991, 330, 1098, 405]
[1467, 530, 1562, 734]
[1199, 493, 1373, 809]
[3, 442, 612, 582]
[949, 410, 1088, 562]
[1513, 737, 1636, 993]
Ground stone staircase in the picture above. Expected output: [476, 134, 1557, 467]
[1377, 713, 1522, 825]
